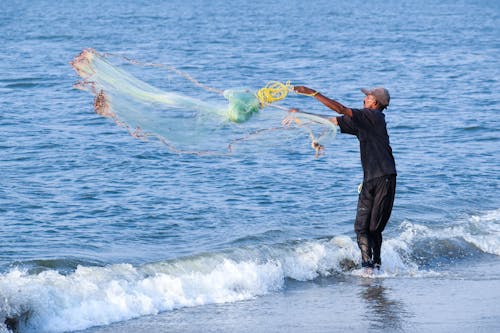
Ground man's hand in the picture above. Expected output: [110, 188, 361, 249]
[293, 86, 316, 95]
[281, 108, 300, 127]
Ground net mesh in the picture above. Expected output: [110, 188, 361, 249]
[70, 49, 337, 155]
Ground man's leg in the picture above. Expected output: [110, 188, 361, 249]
[355, 181, 374, 268]
[356, 233, 373, 267]
[370, 175, 396, 267]
[371, 232, 382, 267]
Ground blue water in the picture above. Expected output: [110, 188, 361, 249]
[1, 0, 499, 332]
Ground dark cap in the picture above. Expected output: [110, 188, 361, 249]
[361, 87, 390, 108]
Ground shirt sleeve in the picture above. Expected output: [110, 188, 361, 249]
[336, 115, 358, 136]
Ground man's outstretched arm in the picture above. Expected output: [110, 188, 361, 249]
[293, 85, 353, 118]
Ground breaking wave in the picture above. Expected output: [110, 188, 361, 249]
[1, 209, 498, 333]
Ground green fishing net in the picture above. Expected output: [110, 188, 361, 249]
[71, 49, 337, 155]
[224, 89, 261, 123]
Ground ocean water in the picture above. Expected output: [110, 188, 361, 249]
[1, 0, 499, 332]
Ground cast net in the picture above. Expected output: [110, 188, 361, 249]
[70, 49, 337, 155]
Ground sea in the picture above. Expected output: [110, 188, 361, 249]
[1, 0, 499, 332]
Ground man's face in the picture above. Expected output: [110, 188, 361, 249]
[363, 94, 378, 109]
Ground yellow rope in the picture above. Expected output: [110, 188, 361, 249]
[255, 81, 294, 107]
[255, 81, 320, 108]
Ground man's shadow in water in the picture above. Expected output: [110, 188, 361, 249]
[358, 280, 412, 332]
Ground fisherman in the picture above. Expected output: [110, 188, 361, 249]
[291, 86, 397, 272]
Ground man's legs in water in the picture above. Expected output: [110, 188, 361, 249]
[355, 175, 396, 269]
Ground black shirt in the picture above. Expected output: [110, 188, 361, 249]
[337, 108, 397, 181]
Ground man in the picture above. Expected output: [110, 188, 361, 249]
[292, 85, 397, 272]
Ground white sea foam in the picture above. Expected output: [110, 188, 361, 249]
[1, 209, 498, 332]
[0, 259, 284, 333]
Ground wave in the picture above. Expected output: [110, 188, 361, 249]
[0, 209, 498, 333]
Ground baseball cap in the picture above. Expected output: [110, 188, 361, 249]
[361, 87, 390, 108]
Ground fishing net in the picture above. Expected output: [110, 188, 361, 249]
[224, 89, 261, 123]
[70, 49, 337, 155]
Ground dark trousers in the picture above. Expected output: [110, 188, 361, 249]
[355, 175, 396, 268]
